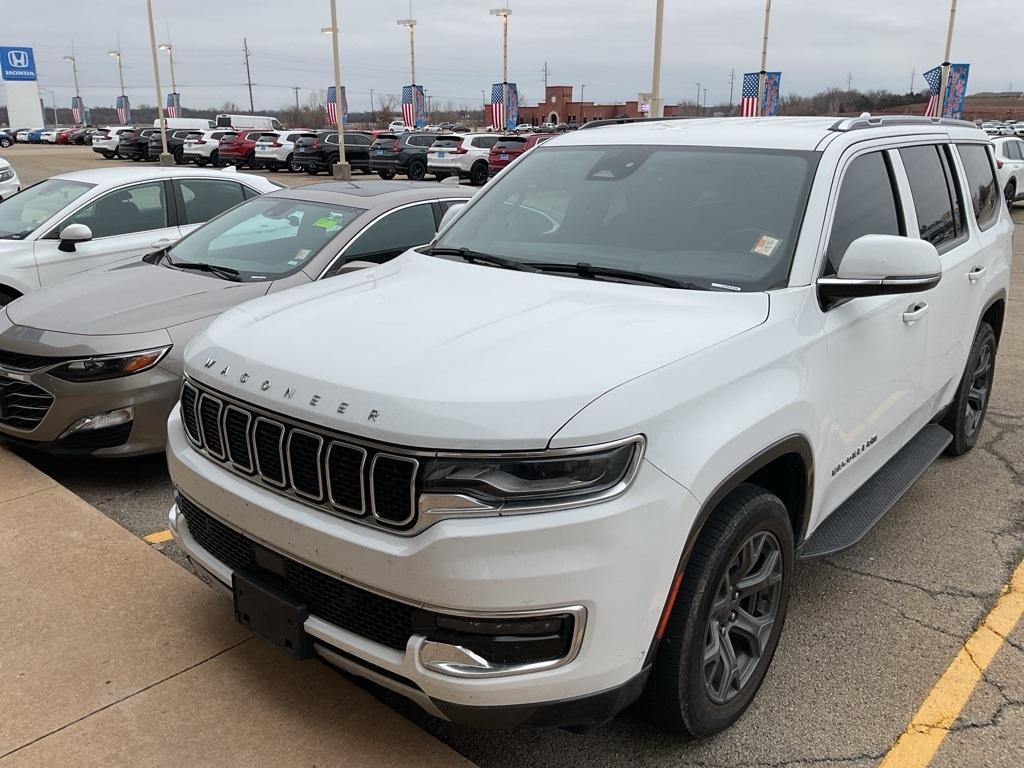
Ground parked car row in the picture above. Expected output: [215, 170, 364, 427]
[8, 126, 101, 145]
[980, 119, 1024, 137]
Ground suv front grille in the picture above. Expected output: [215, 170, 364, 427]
[0, 379, 55, 431]
[180, 380, 418, 531]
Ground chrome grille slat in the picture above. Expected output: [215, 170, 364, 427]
[181, 379, 422, 531]
[0, 379, 55, 431]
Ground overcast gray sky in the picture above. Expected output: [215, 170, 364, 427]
[3, 0, 1020, 113]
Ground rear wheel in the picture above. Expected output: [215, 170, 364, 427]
[173, 150, 184, 165]
[647, 484, 793, 737]
[377, 169, 396, 180]
[305, 167, 320, 176]
[469, 161, 489, 186]
[286, 153, 301, 173]
[194, 157, 208, 167]
[942, 321, 997, 456]
[245, 152, 257, 170]
[102, 151, 114, 159]
[0, 137, 11, 148]
[1005, 180, 1017, 207]
[407, 160, 426, 181]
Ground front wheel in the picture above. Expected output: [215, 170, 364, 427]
[647, 483, 793, 737]
[942, 321, 997, 456]
[469, 161, 489, 186]
[287, 154, 302, 173]
[377, 169, 396, 180]
[0, 138, 11, 148]
[1005, 180, 1017, 207]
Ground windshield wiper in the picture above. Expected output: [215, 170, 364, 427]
[428, 246, 541, 273]
[169, 260, 241, 282]
[527, 262, 709, 290]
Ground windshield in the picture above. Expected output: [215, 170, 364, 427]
[434, 144, 817, 291]
[167, 197, 365, 281]
[0, 178, 95, 239]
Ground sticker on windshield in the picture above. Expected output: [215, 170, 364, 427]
[312, 213, 346, 231]
[751, 235, 781, 258]
[294, 249, 311, 261]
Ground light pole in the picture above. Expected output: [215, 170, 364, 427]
[63, 54, 82, 125]
[490, 7, 511, 85]
[580, 83, 586, 123]
[158, 42, 177, 97]
[703, 87, 707, 115]
[758, 0, 773, 116]
[322, 0, 350, 180]
[650, 0, 665, 118]
[145, 0, 173, 165]
[369, 87, 375, 126]
[39, 89, 58, 128]
[397, 16, 417, 88]
[938, 0, 958, 116]
[107, 48, 126, 99]
[695, 83, 701, 115]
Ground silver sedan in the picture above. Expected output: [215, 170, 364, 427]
[0, 182, 473, 456]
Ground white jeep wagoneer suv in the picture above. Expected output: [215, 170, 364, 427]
[166, 116, 1012, 735]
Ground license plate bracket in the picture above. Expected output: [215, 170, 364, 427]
[232, 571, 313, 659]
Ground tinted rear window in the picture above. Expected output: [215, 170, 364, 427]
[899, 145, 964, 249]
[372, 135, 398, 147]
[432, 137, 464, 149]
[957, 144, 999, 229]
[494, 138, 527, 150]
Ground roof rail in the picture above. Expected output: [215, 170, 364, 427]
[578, 116, 697, 130]
[829, 115, 978, 132]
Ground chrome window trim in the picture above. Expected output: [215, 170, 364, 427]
[223, 404, 253, 473]
[197, 393, 225, 460]
[369, 453, 419, 528]
[325, 441, 368, 516]
[286, 428, 325, 501]
[316, 198, 471, 280]
[181, 380, 202, 447]
[252, 416, 287, 488]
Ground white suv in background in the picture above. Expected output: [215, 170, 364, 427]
[992, 135, 1024, 206]
[254, 130, 314, 173]
[427, 133, 502, 185]
[168, 116, 1010, 736]
[182, 129, 236, 167]
[91, 126, 136, 159]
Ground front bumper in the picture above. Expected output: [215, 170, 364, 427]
[166, 408, 694, 724]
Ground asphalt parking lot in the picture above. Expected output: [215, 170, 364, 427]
[2, 144, 1023, 768]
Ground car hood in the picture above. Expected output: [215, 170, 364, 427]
[187, 254, 770, 450]
[6, 260, 270, 335]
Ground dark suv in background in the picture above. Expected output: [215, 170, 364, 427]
[369, 132, 439, 180]
[147, 129, 194, 163]
[292, 131, 373, 175]
[118, 128, 156, 161]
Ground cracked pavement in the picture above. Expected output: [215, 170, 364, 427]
[10, 145, 1024, 767]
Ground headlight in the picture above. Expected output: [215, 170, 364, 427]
[49, 346, 170, 382]
[0, 169, 13, 182]
[420, 438, 643, 507]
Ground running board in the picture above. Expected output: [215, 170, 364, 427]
[798, 424, 952, 559]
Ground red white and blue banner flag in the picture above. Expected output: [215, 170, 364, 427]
[923, 66, 943, 117]
[115, 95, 131, 125]
[762, 72, 782, 116]
[71, 96, 84, 124]
[401, 85, 426, 127]
[942, 64, 969, 119]
[165, 92, 181, 118]
[740, 73, 761, 116]
[490, 82, 519, 131]
[326, 85, 348, 125]
[740, 72, 782, 117]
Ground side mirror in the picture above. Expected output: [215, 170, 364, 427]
[817, 234, 941, 307]
[57, 223, 93, 253]
[437, 203, 466, 235]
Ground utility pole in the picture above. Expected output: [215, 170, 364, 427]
[145, 0, 172, 165]
[369, 87, 375, 125]
[695, 82, 701, 115]
[490, 7, 511, 85]
[327, 0, 350, 179]
[243, 38, 254, 112]
[847, 72, 852, 91]
[728, 69, 735, 115]
[703, 87, 707, 114]
[63, 47, 82, 125]
[397, 15, 417, 87]
[542, 61, 550, 89]
[292, 86, 300, 111]
[910, 67, 915, 94]
[938, 0, 958, 117]
[758, 0, 772, 116]
[650, 0, 665, 118]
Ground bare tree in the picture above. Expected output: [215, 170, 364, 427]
[376, 93, 398, 125]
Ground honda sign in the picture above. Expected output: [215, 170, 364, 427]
[0, 47, 37, 81]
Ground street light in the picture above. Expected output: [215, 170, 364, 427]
[490, 7, 511, 85]
[650, 0, 665, 118]
[322, 0, 350, 180]
[145, 0, 173, 165]
[695, 82, 701, 115]
[63, 55, 83, 125]
[158, 42, 177, 96]
[107, 49, 126, 98]
[397, 17, 417, 88]
[580, 83, 586, 123]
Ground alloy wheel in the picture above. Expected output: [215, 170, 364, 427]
[703, 531, 783, 705]
[964, 342, 993, 438]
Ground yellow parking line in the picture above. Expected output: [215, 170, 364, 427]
[879, 558, 1024, 768]
[143, 529, 174, 544]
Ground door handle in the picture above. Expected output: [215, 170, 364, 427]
[902, 302, 929, 325]
[967, 266, 987, 283]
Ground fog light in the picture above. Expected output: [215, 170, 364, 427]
[59, 406, 135, 438]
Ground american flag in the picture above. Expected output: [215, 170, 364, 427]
[71, 96, 84, 124]
[115, 95, 131, 125]
[923, 66, 943, 118]
[165, 92, 181, 118]
[401, 85, 415, 128]
[740, 72, 761, 117]
[326, 85, 347, 125]
[490, 82, 506, 130]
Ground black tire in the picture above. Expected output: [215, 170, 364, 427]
[0, 288, 21, 307]
[210, 150, 220, 167]
[305, 167, 320, 176]
[288, 155, 303, 173]
[377, 169, 396, 180]
[0, 138, 11, 148]
[648, 483, 793, 737]
[173, 150, 185, 165]
[102, 151, 114, 160]
[469, 161, 489, 186]
[245, 152, 257, 170]
[942, 321, 997, 456]
[1005, 180, 1017, 207]
[407, 160, 426, 181]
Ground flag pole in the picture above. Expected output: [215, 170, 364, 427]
[937, 0, 958, 118]
[758, 0, 772, 116]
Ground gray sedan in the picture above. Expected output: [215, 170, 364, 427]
[0, 182, 472, 456]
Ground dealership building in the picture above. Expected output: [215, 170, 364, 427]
[518, 85, 683, 125]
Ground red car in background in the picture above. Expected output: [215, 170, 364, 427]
[56, 127, 79, 145]
[217, 129, 277, 169]
[487, 133, 555, 177]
